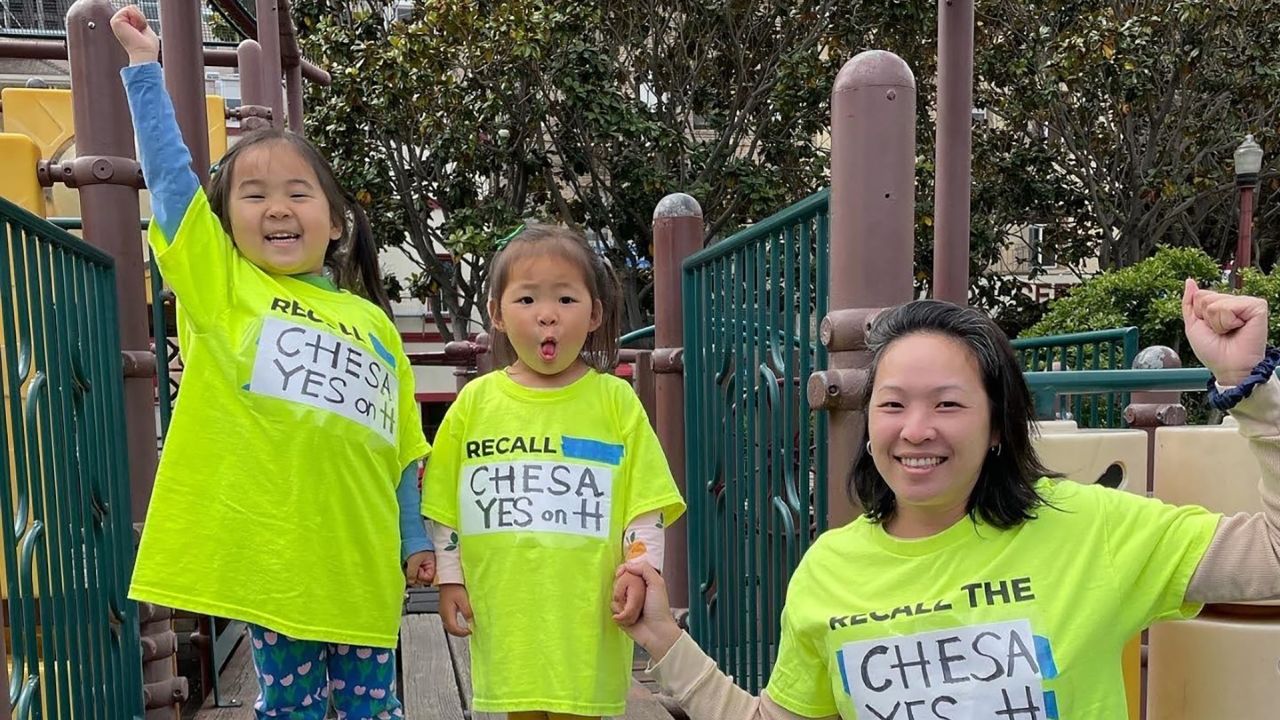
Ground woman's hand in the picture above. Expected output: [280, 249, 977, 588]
[1182, 279, 1269, 386]
[613, 560, 684, 662]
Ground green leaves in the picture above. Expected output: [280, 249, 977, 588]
[294, 0, 844, 332]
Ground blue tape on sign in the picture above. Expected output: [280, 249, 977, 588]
[836, 649, 851, 695]
[1034, 635, 1059, 679]
[1043, 690, 1059, 719]
[370, 333, 396, 368]
[561, 436, 624, 465]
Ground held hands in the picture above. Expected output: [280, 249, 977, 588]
[612, 560, 683, 662]
[404, 550, 436, 588]
[611, 566, 646, 626]
[1182, 279, 1270, 386]
[109, 6, 160, 65]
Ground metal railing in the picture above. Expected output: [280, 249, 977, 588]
[0, 196, 144, 718]
[1013, 327, 1140, 427]
[682, 188, 830, 693]
[1025, 366, 1212, 420]
[1, 0, 239, 44]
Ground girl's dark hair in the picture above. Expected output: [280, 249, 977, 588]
[486, 223, 622, 373]
[207, 128, 392, 317]
[849, 299, 1058, 529]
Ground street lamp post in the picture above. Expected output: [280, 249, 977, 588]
[1233, 134, 1263, 289]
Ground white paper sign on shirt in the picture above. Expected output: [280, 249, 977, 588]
[250, 316, 398, 444]
[838, 619, 1049, 720]
[460, 460, 612, 538]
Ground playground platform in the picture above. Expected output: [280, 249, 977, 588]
[193, 587, 674, 720]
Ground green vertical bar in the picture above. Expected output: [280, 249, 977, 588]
[70, 256, 110, 712]
[681, 262, 701, 645]
[780, 223, 798, 575]
[95, 262, 133, 715]
[1123, 328, 1138, 419]
[751, 235, 767, 689]
[102, 259, 144, 714]
[814, 208, 830, 535]
[43, 240, 88, 717]
[727, 251, 741, 684]
[0, 221, 39, 700]
[18, 229, 56, 717]
[1107, 342, 1117, 426]
[698, 263, 711, 654]
[708, 256, 724, 670]
[768, 222, 794, 683]
[28, 234, 73, 718]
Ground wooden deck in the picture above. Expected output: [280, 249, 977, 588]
[195, 588, 674, 720]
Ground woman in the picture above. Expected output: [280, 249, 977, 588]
[617, 280, 1280, 719]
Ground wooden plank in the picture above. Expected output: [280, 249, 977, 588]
[400, 613, 465, 720]
[444, 631, 504, 720]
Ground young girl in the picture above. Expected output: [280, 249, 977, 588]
[111, 7, 434, 718]
[422, 225, 686, 719]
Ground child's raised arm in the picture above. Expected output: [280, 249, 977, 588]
[111, 6, 201, 240]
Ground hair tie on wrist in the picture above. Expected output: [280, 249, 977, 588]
[1207, 347, 1280, 411]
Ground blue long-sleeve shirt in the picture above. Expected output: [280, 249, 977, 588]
[121, 62, 432, 559]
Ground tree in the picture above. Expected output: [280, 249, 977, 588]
[1023, 246, 1222, 362]
[292, 0, 850, 336]
[971, 0, 1280, 272]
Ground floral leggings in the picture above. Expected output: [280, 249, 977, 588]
[247, 624, 402, 720]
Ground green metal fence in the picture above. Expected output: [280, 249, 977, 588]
[1026, 366, 1212, 420]
[1013, 327, 1139, 427]
[682, 188, 829, 693]
[0, 197, 144, 718]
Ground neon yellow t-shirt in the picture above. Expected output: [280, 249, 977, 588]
[422, 369, 686, 716]
[765, 479, 1220, 719]
[128, 190, 430, 648]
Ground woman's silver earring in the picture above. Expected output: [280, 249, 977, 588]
[990, 444, 1002, 456]
[866, 440, 873, 455]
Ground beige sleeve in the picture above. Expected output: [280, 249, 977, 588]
[428, 521, 464, 586]
[624, 510, 665, 571]
[1186, 375, 1280, 603]
[647, 633, 838, 720]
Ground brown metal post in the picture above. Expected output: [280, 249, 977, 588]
[475, 332, 495, 376]
[237, 40, 272, 131]
[826, 52, 917, 528]
[66, 1, 182, 717]
[66, 0, 158, 522]
[255, 0, 286, 128]
[278, 0, 307, 133]
[632, 351, 658, 430]
[652, 192, 702, 609]
[237, 39, 265, 106]
[932, 0, 975, 305]
[158, 0, 209, 185]
[285, 62, 305, 133]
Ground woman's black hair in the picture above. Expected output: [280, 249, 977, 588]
[207, 127, 392, 317]
[849, 299, 1058, 529]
